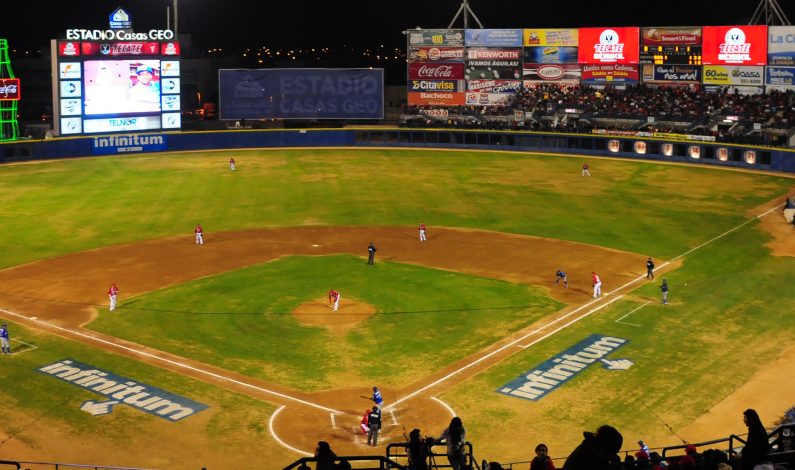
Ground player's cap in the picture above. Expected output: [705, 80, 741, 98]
[1, 323, 6, 326]
[373, 386, 378, 390]
[136, 65, 154, 74]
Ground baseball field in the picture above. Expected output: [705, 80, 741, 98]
[0, 147, 794, 469]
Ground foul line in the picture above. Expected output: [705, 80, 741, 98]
[615, 301, 652, 326]
[8, 338, 38, 356]
[430, 397, 457, 418]
[269, 406, 313, 457]
[0, 307, 342, 415]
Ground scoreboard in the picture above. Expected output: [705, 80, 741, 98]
[639, 26, 702, 65]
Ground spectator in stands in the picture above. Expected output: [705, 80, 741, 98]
[648, 451, 667, 470]
[530, 443, 556, 470]
[407, 428, 429, 470]
[562, 424, 623, 470]
[438, 416, 467, 470]
[740, 408, 770, 469]
[314, 441, 337, 470]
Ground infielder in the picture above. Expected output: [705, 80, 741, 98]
[229, 157, 236, 171]
[660, 279, 669, 305]
[419, 222, 427, 242]
[555, 270, 568, 288]
[592, 272, 602, 298]
[195, 224, 204, 245]
[108, 283, 119, 311]
[328, 289, 340, 311]
[0, 323, 10, 354]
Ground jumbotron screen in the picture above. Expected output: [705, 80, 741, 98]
[53, 40, 181, 135]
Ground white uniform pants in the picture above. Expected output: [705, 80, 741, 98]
[109, 294, 117, 311]
[419, 229, 426, 241]
[333, 296, 340, 311]
[593, 282, 602, 298]
[196, 233, 203, 245]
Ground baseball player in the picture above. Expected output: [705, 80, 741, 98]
[555, 269, 568, 288]
[229, 157, 236, 171]
[368, 242, 377, 265]
[591, 272, 602, 298]
[582, 163, 591, 176]
[646, 257, 655, 280]
[367, 406, 382, 446]
[370, 386, 384, 410]
[360, 409, 370, 435]
[195, 224, 204, 245]
[108, 283, 119, 311]
[419, 222, 427, 242]
[328, 289, 340, 311]
[0, 322, 10, 354]
[660, 279, 669, 305]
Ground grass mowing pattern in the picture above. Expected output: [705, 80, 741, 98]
[88, 255, 563, 390]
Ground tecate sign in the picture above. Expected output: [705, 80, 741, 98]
[66, 29, 175, 41]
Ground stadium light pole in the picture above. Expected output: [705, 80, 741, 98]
[448, 0, 484, 29]
[173, 0, 179, 36]
[749, 0, 791, 25]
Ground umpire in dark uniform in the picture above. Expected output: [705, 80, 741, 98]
[367, 406, 381, 446]
[368, 242, 377, 265]
[646, 257, 655, 279]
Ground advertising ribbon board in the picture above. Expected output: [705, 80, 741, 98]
[523, 29, 578, 47]
[524, 46, 579, 64]
[702, 65, 764, 86]
[408, 47, 464, 62]
[407, 29, 465, 47]
[578, 27, 640, 64]
[702, 25, 767, 65]
[523, 64, 582, 83]
[768, 26, 795, 66]
[465, 29, 523, 47]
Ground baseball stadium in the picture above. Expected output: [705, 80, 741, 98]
[2, 3, 795, 470]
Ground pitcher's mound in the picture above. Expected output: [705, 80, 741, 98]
[293, 298, 376, 332]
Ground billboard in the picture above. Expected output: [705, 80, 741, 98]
[84, 60, 162, 115]
[702, 25, 767, 65]
[523, 29, 578, 47]
[466, 80, 523, 93]
[466, 48, 522, 60]
[407, 29, 465, 47]
[523, 46, 578, 64]
[81, 42, 160, 56]
[407, 79, 464, 92]
[218, 68, 384, 120]
[766, 66, 795, 87]
[768, 26, 795, 66]
[465, 29, 523, 47]
[640, 27, 702, 65]
[641, 64, 701, 83]
[465, 64, 521, 80]
[581, 64, 639, 85]
[407, 91, 465, 106]
[641, 27, 701, 46]
[0, 78, 21, 100]
[408, 62, 465, 80]
[578, 27, 640, 64]
[408, 47, 464, 62]
[465, 92, 514, 106]
[702, 65, 764, 86]
[522, 64, 581, 83]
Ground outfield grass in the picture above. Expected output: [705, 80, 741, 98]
[88, 255, 562, 390]
[0, 149, 790, 268]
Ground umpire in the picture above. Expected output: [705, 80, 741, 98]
[367, 406, 382, 446]
[368, 242, 377, 265]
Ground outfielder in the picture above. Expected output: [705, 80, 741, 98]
[592, 272, 602, 298]
[582, 163, 591, 176]
[660, 279, 669, 305]
[328, 289, 340, 311]
[0, 323, 10, 354]
[108, 283, 119, 311]
[229, 157, 236, 171]
[419, 222, 427, 242]
[195, 224, 204, 245]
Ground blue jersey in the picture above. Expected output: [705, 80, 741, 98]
[372, 389, 383, 405]
[556, 270, 566, 278]
[0, 326, 8, 339]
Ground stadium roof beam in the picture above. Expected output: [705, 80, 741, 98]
[447, 0, 484, 29]
[749, 0, 791, 25]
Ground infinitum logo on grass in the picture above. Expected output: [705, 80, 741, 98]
[498, 335, 629, 401]
[37, 359, 208, 421]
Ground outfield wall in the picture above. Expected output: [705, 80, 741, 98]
[1, 128, 794, 173]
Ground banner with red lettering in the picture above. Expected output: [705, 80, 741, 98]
[702, 25, 767, 65]
[407, 91, 466, 106]
[408, 62, 465, 80]
[578, 27, 640, 64]
[408, 47, 465, 62]
[81, 42, 161, 56]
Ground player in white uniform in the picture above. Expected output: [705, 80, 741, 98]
[195, 224, 204, 245]
[108, 283, 119, 311]
[328, 289, 340, 311]
[592, 272, 602, 298]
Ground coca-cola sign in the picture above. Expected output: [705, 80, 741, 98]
[408, 62, 465, 80]
[0, 79, 21, 100]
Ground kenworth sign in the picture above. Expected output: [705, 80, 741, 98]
[37, 359, 208, 421]
[498, 335, 629, 401]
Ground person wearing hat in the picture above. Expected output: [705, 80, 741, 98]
[660, 279, 669, 305]
[129, 63, 160, 105]
[370, 386, 383, 410]
[562, 424, 623, 470]
[0, 322, 10, 354]
[367, 242, 377, 265]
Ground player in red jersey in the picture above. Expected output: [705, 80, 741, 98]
[592, 272, 602, 298]
[108, 283, 119, 311]
[229, 158, 236, 171]
[418, 222, 427, 242]
[328, 289, 340, 311]
[195, 224, 204, 245]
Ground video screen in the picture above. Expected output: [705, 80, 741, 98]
[83, 59, 162, 115]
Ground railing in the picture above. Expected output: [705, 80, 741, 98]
[281, 456, 405, 470]
[384, 441, 480, 470]
[0, 461, 156, 470]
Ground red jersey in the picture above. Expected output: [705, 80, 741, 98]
[361, 410, 369, 426]
[592, 273, 601, 284]
[583, 163, 589, 169]
[108, 284, 118, 296]
[419, 223, 426, 231]
[230, 158, 235, 164]
[328, 290, 339, 301]
[195, 225, 203, 234]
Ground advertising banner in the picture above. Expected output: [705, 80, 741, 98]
[83, 115, 162, 133]
[219, 68, 384, 120]
[465, 29, 523, 47]
[466, 48, 522, 60]
[641, 64, 701, 83]
[523, 46, 578, 64]
[408, 62, 465, 80]
[58, 41, 81, 56]
[0, 78, 20, 100]
[581, 64, 639, 84]
[641, 26, 702, 46]
[768, 26, 795, 65]
[522, 64, 582, 83]
[702, 25, 767, 65]
[466, 80, 523, 93]
[407, 29, 465, 47]
[408, 79, 465, 92]
[464, 64, 521, 80]
[91, 133, 167, 155]
[465, 92, 514, 106]
[408, 47, 464, 62]
[766, 66, 795, 86]
[702, 65, 764, 86]
[161, 42, 180, 56]
[81, 42, 161, 56]
[407, 91, 466, 106]
[578, 27, 640, 64]
[523, 29, 578, 47]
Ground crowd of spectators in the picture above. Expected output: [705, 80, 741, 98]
[401, 84, 795, 147]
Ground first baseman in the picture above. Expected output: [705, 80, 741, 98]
[108, 283, 119, 311]
[592, 272, 602, 298]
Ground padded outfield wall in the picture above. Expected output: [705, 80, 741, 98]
[1, 128, 794, 173]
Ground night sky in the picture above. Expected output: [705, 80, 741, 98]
[5, 0, 795, 51]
